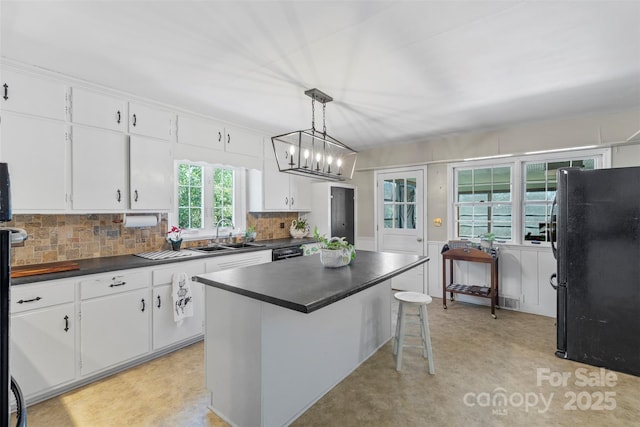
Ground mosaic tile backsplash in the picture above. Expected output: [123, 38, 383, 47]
[3, 212, 305, 266]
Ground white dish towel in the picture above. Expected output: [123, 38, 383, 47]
[172, 272, 194, 326]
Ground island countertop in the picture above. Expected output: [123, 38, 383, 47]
[193, 250, 429, 313]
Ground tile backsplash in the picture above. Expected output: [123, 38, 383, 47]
[246, 212, 301, 241]
[4, 214, 170, 266]
[4, 212, 305, 266]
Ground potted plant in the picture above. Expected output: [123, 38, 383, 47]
[245, 225, 257, 242]
[314, 227, 355, 268]
[290, 218, 310, 238]
[479, 232, 495, 250]
[167, 225, 183, 251]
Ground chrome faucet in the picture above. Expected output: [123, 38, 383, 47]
[215, 218, 235, 242]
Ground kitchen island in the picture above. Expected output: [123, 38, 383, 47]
[193, 250, 429, 427]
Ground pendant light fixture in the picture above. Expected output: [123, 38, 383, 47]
[271, 88, 357, 181]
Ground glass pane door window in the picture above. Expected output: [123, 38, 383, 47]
[523, 158, 594, 242]
[383, 177, 417, 229]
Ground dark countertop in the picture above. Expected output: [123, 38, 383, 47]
[193, 250, 430, 313]
[11, 237, 316, 285]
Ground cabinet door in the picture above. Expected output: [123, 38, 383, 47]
[0, 113, 67, 211]
[71, 87, 126, 132]
[289, 175, 311, 211]
[262, 156, 291, 210]
[0, 69, 66, 120]
[80, 288, 150, 376]
[224, 126, 261, 157]
[152, 283, 204, 350]
[130, 135, 172, 210]
[11, 303, 76, 398]
[72, 126, 127, 210]
[177, 115, 224, 151]
[129, 102, 173, 141]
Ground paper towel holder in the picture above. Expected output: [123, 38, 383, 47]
[122, 214, 158, 228]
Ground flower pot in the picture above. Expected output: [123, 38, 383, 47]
[170, 239, 183, 251]
[320, 247, 353, 268]
[289, 220, 309, 239]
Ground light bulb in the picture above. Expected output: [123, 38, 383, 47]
[289, 145, 295, 155]
[327, 156, 333, 165]
[337, 158, 343, 167]
[315, 153, 322, 162]
[303, 149, 309, 159]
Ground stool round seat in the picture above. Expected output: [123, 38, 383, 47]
[393, 291, 435, 374]
[394, 291, 432, 305]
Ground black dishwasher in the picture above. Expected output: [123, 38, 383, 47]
[272, 245, 304, 261]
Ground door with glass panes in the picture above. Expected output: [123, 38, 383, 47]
[376, 170, 425, 292]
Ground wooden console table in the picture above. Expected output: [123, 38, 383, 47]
[442, 247, 499, 318]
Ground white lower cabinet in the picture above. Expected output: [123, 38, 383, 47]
[10, 279, 76, 400]
[151, 261, 205, 350]
[79, 270, 151, 376]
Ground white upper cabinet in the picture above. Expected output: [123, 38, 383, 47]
[224, 125, 262, 157]
[0, 113, 68, 211]
[130, 135, 172, 210]
[177, 115, 224, 151]
[0, 69, 66, 120]
[177, 113, 261, 157]
[248, 141, 312, 211]
[129, 102, 173, 141]
[71, 87, 126, 132]
[71, 126, 128, 210]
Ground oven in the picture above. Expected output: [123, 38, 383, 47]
[272, 245, 304, 261]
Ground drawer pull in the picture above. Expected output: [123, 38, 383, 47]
[141, 298, 146, 312]
[109, 281, 126, 288]
[17, 296, 42, 304]
[64, 315, 69, 332]
[157, 295, 161, 308]
[2, 83, 8, 100]
[116, 110, 121, 124]
[132, 113, 137, 127]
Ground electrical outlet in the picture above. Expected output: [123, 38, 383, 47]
[280, 222, 285, 228]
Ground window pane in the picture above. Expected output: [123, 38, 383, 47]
[395, 179, 405, 203]
[178, 164, 190, 186]
[458, 206, 473, 221]
[395, 205, 404, 228]
[406, 204, 416, 229]
[458, 170, 472, 186]
[189, 187, 202, 205]
[384, 204, 393, 228]
[384, 180, 394, 202]
[190, 208, 202, 228]
[188, 166, 202, 186]
[178, 187, 189, 207]
[524, 204, 548, 241]
[526, 163, 546, 182]
[406, 178, 416, 203]
[526, 181, 546, 201]
[458, 185, 473, 202]
[458, 222, 473, 238]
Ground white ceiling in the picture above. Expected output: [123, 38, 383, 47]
[1, 1, 639, 150]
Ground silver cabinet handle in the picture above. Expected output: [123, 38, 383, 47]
[285, 197, 288, 206]
[291, 197, 294, 206]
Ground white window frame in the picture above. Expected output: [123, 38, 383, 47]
[448, 148, 611, 247]
[170, 160, 246, 241]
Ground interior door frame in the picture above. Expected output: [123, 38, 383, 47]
[373, 166, 428, 254]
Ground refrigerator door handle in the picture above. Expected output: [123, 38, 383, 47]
[550, 196, 558, 259]
[549, 273, 558, 290]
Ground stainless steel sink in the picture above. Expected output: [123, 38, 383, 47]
[189, 242, 265, 253]
[219, 242, 266, 249]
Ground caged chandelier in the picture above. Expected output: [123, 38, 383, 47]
[271, 88, 357, 181]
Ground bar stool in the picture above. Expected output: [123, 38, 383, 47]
[393, 291, 435, 374]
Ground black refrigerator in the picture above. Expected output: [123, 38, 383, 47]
[552, 166, 640, 376]
[1, 163, 27, 427]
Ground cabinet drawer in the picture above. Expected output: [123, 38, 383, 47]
[80, 270, 150, 300]
[11, 280, 75, 314]
[152, 261, 205, 286]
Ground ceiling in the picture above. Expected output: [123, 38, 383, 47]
[1, 1, 639, 151]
